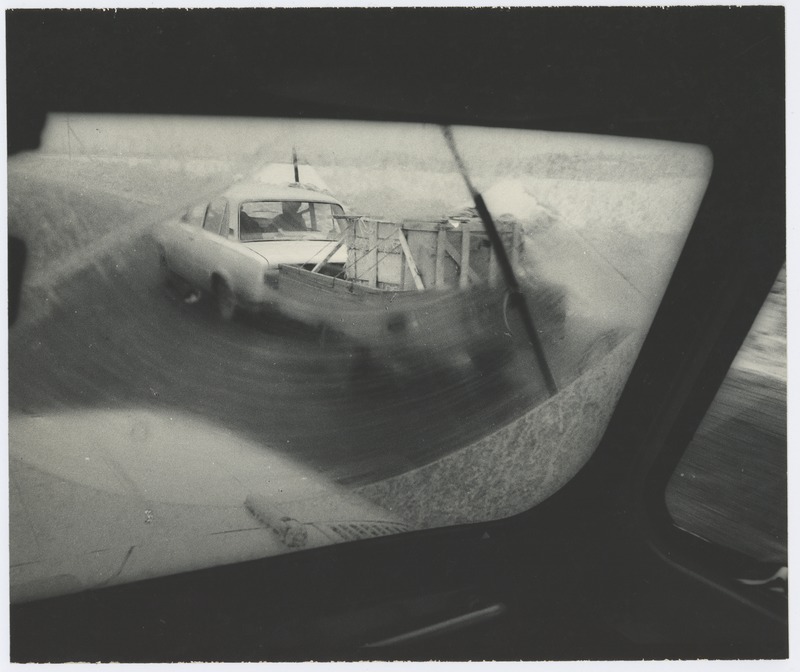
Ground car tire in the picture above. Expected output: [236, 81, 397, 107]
[214, 278, 237, 321]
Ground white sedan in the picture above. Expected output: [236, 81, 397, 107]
[156, 182, 349, 319]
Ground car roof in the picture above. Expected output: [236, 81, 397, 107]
[221, 182, 343, 207]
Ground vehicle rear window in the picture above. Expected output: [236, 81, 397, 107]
[240, 200, 342, 241]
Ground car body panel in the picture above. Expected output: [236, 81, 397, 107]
[9, 409, 408, 604]
[242, 239, 347, 270]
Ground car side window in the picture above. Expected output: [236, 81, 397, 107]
[312, 203, 342, 238]
[665, 266, 786, 563]
[203, 198, 227, 235]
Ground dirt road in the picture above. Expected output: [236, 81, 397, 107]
[9, 166, 578, 486]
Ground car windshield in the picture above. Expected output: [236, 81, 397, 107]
[240, 200, 343, 242]
[8, 115, 712, 604]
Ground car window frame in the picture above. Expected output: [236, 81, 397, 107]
[636, 252, 786, 581]
[202, 197, 228, 236]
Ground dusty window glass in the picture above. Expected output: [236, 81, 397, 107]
[8, 116, 711, 603]
[203, 198, 227, 234]
[240, 200, 342, 241]
[665, 267, 787, 563]
[183, 203, 206, 227]
[308, 202, 343, 238]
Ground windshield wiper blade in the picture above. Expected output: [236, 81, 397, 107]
[442, 126, 558, 396]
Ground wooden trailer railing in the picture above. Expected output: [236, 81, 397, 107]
[344, 218, 521, 292]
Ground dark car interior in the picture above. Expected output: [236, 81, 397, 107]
[6, 7, 786, 661]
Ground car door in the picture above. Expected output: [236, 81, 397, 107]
[197, 199, 272, 304]
[190, 197, 231, 291]
[158, 203, 205, 282]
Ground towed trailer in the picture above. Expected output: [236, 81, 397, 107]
[274, 216, 562, 383]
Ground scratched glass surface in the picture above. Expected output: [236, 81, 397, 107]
[8, 116, 711, 602]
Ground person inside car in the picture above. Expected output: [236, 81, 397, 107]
[239, 210, 262, 238]
[271, 201, 306, 231]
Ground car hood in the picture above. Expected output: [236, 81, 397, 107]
[9, 409, 410, 603]
[243, 239, 347, 267]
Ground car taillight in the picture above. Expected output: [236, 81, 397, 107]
[263, 271, 279, 289]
